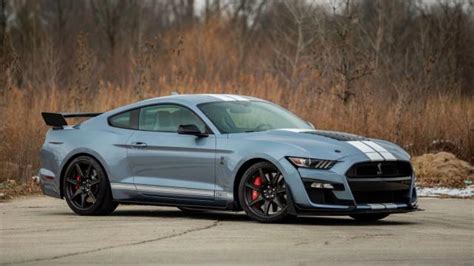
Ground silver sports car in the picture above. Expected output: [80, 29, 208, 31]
[40, 94, 418, 222]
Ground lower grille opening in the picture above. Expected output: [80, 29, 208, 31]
[349, 180, 411, 204]
[351, 190, 409, 204]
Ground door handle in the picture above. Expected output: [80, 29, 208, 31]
[131, 142, 148, 148]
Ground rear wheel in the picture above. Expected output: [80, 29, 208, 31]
[238, 162, 288, 223]
[63, 156, 118, 215]
[350, 213, 389, 222]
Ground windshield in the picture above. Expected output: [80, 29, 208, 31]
[198, 101, 312, 134]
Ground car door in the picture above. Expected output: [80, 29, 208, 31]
[127, 104, 216, 199]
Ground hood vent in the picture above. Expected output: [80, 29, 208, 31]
[305, 130, 367, 141]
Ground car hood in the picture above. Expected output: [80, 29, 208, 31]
[237, 129, 410, 161]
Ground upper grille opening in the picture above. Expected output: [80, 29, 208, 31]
[346, 161, 412, 178]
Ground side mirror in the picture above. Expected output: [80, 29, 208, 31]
[177, 124, 209, 137]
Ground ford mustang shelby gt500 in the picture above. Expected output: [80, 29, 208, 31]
[40, 94, 417, 222]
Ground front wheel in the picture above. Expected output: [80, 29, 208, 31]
[350, 213, 389, 222]
[63, 156, 118, 215]
[238, 162, 289, 223]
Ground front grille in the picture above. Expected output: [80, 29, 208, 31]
[346, 161, 412, 178]
[346, 161, 412, 204]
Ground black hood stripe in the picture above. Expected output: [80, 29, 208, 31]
[304, 130, 368, 141]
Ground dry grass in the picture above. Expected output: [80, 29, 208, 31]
[0, 179, 41, 201]
[0, 80, 472, 183]
[412, 152, 474, 188]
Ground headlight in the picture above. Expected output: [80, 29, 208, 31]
[286, 157, 337, 170]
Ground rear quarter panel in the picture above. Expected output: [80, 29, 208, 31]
[39, 117, 134, 198]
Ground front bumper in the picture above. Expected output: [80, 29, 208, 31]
[279, 157, 418, 216]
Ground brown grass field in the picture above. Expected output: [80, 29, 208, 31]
[0, 80, 472, 183]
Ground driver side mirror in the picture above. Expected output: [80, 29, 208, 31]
[177, 124, 209, 137]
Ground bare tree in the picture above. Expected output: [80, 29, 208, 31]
[1, 0, 5, 46]
[263, 0, 318, 107]
[91, 0, 133, 56]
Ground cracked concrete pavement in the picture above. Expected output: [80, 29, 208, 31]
[1, 196, 473, 265]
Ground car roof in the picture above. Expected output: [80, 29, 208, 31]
[103, 94, 267, 116]
[138, 94, 264, 106]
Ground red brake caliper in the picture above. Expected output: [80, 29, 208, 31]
[251, 176, 262, 201]
[75, 175, 81, 190]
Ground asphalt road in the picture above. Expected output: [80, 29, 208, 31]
[1, 196, 473, 265]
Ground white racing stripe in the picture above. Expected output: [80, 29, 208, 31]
[206, 94, 236, 101]
[277, 128, 314, 133]
[364, 152, 385, 161]
[363, 141, 397, 161]
[205, 94, 250, 102]
[347, 141, 384, 161]
[348, 140, 398, 161]
[111, 183, 135, 190]
[226, 95, 250, 101]
[347, 141, 375, 153]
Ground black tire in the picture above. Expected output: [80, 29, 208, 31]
[350, 213, 389, 222]
[63, 156, 118, 215]
[238, 162, 289, 223]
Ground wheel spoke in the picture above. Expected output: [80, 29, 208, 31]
[71, 189, 82, 199]
[263, 200, 271, 215]
[89, 179, 100, 187]
[276, 174, 283, 184]
[259, 168, 270, 184]
[273, 197, 284, 209]
[276, 187, 286, 194]
[271, 201, 278, 212]
[271, 171, 281, 186]
[75, 164, 84, 177]
[245, 182, 260, 191]
[249, 195, 264, 206]
[87, 191, 97, 204]
[80, 193, 87, 207]
[85, 164, 92, 178]
[66, 178, 78, 185]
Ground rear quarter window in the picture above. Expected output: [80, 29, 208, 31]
[108, 109, 139, 129]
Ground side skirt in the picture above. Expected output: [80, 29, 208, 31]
[116, 195, 232, 210]
[110, 183, 233, 210]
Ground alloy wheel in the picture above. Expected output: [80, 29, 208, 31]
[65, 160, 101, 210]
[243, 165, 288, 218]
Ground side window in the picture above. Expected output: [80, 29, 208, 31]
[138, 105, 207, 133]
[109, 110, 139, 129]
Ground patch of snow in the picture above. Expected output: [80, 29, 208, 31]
[417, 186, 473, 198]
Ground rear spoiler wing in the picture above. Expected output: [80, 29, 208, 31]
[41, 112, 102, 128]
